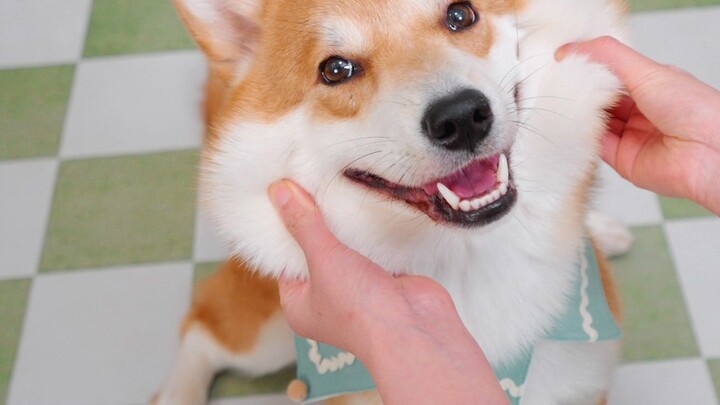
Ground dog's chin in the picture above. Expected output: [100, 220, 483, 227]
[344, 152, 517, 228]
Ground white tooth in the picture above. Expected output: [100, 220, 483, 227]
[489, 190, 501, 202]
[470, 198, 482, 210]
[497, 154, 509, 184]
[459, 200, 472, 212]
[479, 195, 491, 207]
[437, 183, 460, 210]
[499, 182, 508, 196]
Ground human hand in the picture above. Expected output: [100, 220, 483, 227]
[557, 36, 720, 215]
[267, 180, 509, 404]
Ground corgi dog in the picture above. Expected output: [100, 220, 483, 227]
[156, 0, 632, 404]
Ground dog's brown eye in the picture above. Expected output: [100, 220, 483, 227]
[320, 56, 358, 85]
[446, 2, 477, 32]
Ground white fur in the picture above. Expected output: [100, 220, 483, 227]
[156, 312, 295, 405]
[523, 341, 621, 405]
[586, 210, 634, 257]
[322, 17, 370, 53]
[184, 0, 629, 403]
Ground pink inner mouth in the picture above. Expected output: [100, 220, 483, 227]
[422, 154, 501, 199]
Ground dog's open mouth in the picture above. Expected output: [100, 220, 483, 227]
[345, 153, 517, 227]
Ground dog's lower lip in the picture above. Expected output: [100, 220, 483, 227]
[344, 154, 517, 227]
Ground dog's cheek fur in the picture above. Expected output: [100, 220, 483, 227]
[200, 113, 312, 279]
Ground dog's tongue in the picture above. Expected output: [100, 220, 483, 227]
[423, 155, 500, 199]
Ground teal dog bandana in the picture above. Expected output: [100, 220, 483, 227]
[294, 242, 622, 404]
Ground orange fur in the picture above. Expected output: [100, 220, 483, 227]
[202, 67, 228, 137]
[182, 259, 281, 353]
[596, 247, 623, 325]
[193, 0, 527, 125]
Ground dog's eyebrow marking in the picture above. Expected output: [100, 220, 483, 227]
[321, 17, 368, 52]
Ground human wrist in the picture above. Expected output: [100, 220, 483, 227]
[357, 311, 508, 404]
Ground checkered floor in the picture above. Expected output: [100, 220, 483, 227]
[1, 1, 719, 404]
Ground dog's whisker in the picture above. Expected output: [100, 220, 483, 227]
[505, 62, 551, 98]
[510, 212, 536, 245]
[395, 159, 418, 188]
[499, 53, 548, 91]
[320, 150, 384, 205]
[512, 121, 560, 149]
[379, 98, 421, 107]
[278, 140, 297, 160]
[376, 153, 414, 181]
[500, 55, 550, 93]
[515, 106, 573, 121]
[321, 136, 393, 151]
[515, 95, 573, 103]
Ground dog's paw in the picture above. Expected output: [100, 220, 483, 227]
[585, 210, 633, 258]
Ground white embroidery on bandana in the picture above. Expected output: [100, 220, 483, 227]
[500, 378, 525, 398]
[307, 339, 356, 374]
[579, 252, 599, 342]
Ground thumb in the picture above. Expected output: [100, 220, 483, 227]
[277, 276, 316, 337]
[268, 180, 347, 275]
[277, 276, 308, 312]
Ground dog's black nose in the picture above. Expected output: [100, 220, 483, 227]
[422, 89, 494, 152]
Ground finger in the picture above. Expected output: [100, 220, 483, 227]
[607, 117, 625, 138]
[268, 180, 347, 275]
[556, 36, 662, 94]
[600, 132, 621, 170]
[608, 94, 635, 123]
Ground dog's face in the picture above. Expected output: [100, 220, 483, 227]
[180, 0, 617, 277]
[307, 2, 522, 228]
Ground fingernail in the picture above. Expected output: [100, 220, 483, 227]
[555, 42, 578, 61]
[269, 181, 294, 207]
[268, 180, 316, 211]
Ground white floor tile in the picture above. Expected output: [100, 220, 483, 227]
[609, 358, 718, 405]
[194, 208, 231, 263]
[593, 163, 663, 226]
[0, 159, 58, 280]
[60, 51, 207, 159]
[0, 0, 93, 68]
[631, 6, 720, 89]
[210, 395, 294, 405]
[664, 218, 720, 358]
[7, 263, 194, 405]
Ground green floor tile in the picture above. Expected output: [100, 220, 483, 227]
[41, 151, 198, 271]
[629, 0, 720, 11]
[610, 226, 699, 362]
[0, 66, 74, 160]
[0, 279, 31, 404]
[709, 359, 720, 402]
[659, 197, 714, 219]
[194, 262, 222, 284]
[84, 0, 195, 57]
[210, 366, 295, 398]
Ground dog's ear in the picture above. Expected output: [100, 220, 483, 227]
[174, 0, 261, 75]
